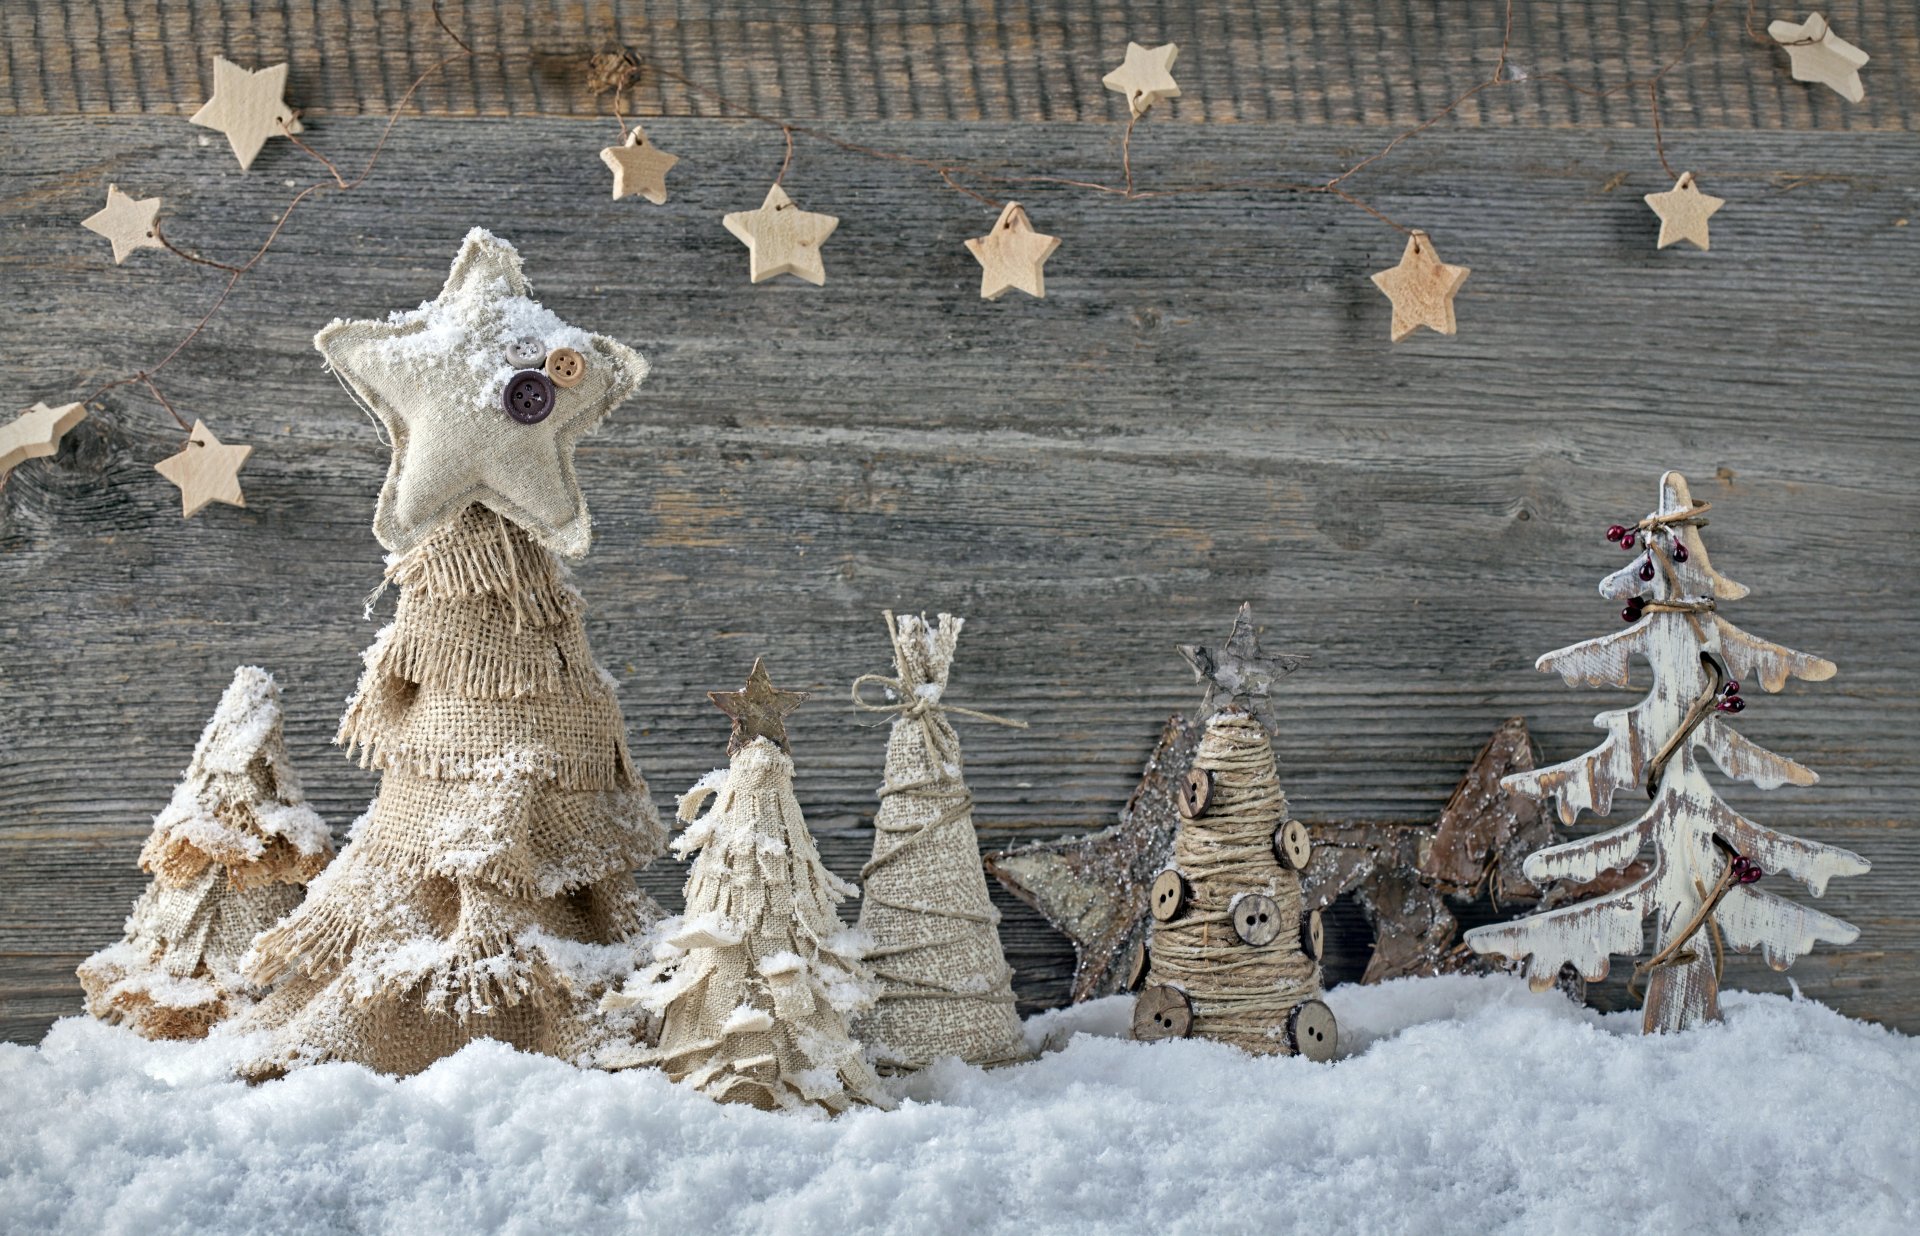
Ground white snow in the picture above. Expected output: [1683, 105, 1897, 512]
[4, 975, 1915, 1235]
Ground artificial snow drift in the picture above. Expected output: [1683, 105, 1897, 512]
[5, 975, 1916, 1235]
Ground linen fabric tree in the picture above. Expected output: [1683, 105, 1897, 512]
[78, 666, 332, 1040]
[1466, 471, 1869, 1033]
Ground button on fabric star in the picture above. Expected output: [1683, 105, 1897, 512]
[506, 337, 547, 368]
[503, 370, 557, 424]
[545, 347, 586, 388]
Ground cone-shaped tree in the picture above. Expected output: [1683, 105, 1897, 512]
[851, 611, 1026, 1070]
[79, 666, 333, 1040]
[603, 660, 893, 1113]
[1466, 471, 1869, 1033]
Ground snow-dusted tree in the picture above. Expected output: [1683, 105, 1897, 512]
[851, 612, 1027, 1070]
[78, 666, 333, 1040]
[602, 661, 892, 1113]
[1466, 471, 1870, 1033]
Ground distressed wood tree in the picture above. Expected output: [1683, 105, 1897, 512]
[1466, 471, 1870, 1033]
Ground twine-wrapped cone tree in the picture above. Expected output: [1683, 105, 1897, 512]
[1466, 471, 1869, 1033]
[850, 611, 1027, 1070]
[1133, 605, 1337, 1060]
[78, 666, 333, 1040]
[232, 230, 665, 1076]
[602, 661, 892, 1113]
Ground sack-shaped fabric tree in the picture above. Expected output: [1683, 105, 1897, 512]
[233, 229, 665, 1077]
[602, 660, 892, 1113]
[78, 666, 333, 1040]
[1133, 605, 1337, 1060]
[850, 611, 1027, 1070]
[1466, 471, 1870, 1033]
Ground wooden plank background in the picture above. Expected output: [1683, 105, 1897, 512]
[2, 1, 1916, 1045]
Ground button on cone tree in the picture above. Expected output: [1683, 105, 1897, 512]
[1466, 471, 1869, 1033]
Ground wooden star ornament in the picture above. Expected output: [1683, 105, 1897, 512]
[1179, 602, 1309, 732]
[1370, 231, 1470, 342]
[1769, 13, 1869, 103]
[154, 420, 251, 518]
[1, 401, 88, 482]
[964, 202, 1061, 300]
[710, 658, 810, 755]
[82, 185, 164, 264]
[1102, 42, 1181, 117]
[601, 125, 679, 204]
[722, 185, 839, 286]
[189, 56, 303, 171]
[1645, 172, 1724, 251]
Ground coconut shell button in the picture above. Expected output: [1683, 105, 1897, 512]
[1176, 767, 1212, 819]
[545, 346, 586, 388]
[1125, 939, 1150, 992]
[503, 369, 557, 424]
[1132, 985, 1193, 1041]
[1231, 892, 1282, 946]
[505, 336, 547, 368]
[1149, 869, 1189, 922]
[1288, 999, 1338, 1062]
[1274, 819, 1313, 871]
[1301, 908, 1325, 960]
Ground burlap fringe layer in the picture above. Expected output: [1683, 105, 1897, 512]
[384, 505, 580, 628]
[364, 586, 600, 701]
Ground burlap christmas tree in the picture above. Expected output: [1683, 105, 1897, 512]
[602, 661, 893, 1113]
[1133, 606, 1337, 1059]
[78, 666, 333, 1040]
[850, 612, 1027, 1069]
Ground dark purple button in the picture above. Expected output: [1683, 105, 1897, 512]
[503, 369, 556, 424]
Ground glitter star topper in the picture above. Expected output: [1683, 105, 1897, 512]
[1179, 603, 1309, 731]
[710, 658, 810, 755]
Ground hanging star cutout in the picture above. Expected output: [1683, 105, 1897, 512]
[189, 56, 303, 171]
[1179, 602, 1309, 731]
[722, 184, 839, 286]
[1, 401, 88, 482]
[963, 202, 1062, 301]
[1369, 231, 1471, 343]
[1644, 172, 1725, 251]
[601, 125, 679, 204]
[709, 658, 810, 755]
[315, 228, 650, 558]
[154, 419, 251, 518]
[1769, 13, 1869, 103]
[82, 185, 164, 264]
[1102, 42, 1181, 117]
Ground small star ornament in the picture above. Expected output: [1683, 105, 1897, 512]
[1102, 42, 1181, 117]
[1179, 602, 1309, 732]
[82, 185, 164, 264]
[189, 56, 303, 171]
[1369, 231, 1470, 343]
[316, 228, 649, 558]
[964, 202, 1061, 300]
[1, 401, 88, 482]
[1769, 13, 1869, 103]
[601, 125, 679, 204]
[709, 658, 810, 755]
[154, 420, 251, 518]
[1644, 172, 1725, 251]
[722, 184, 839, 285]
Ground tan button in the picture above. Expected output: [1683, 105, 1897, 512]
[1273, 819, 1313, 871]
[1125, 939, 1150, 992]
[545, 346, 587, 388]
[1231, 892, 1282, 946]
[1149, 869, 1189, 922]
[1300, 908, 1325, 960]
[1132, 984, 1193, 1040]
[1176, 767, 1212, 819]
[1288, 998, 1338, 1061]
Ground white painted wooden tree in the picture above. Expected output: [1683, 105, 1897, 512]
[1466, 471, 1869, 1033]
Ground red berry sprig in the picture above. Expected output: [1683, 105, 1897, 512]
[1728, 853, 1763, 884]
[1716, 678, 1746, 714]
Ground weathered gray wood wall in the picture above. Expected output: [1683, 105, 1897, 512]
[3, 1, 1917, 1044]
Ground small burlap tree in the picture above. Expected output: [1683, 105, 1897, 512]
[603, 660, 892, 1113]
[1133, 605, 1337, 1060]
[78, 666, 333, 1040]
[850, 611, 1027, 1070]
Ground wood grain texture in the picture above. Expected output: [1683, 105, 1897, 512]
[3, 2, 1915, 128]
[2, 109, 1917, 1043]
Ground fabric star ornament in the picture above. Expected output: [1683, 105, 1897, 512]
[154, 420, 251, 518]
[82, 185, 164, 264]
[189, 57, 303, 171]
[1645, 172, 1725, 251]
[1, 401, 88, 481]
[601, 125, 679, 204]
[964, 202, 1061, 300]
[316, 227, 649, 559]
[1102, 42, 1181, 117]
[1179, 602, 1308, 732]
[1369, 231, 1470, 342]
[1769, 13, 1869, 103]
[723, 185, 840, 285]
